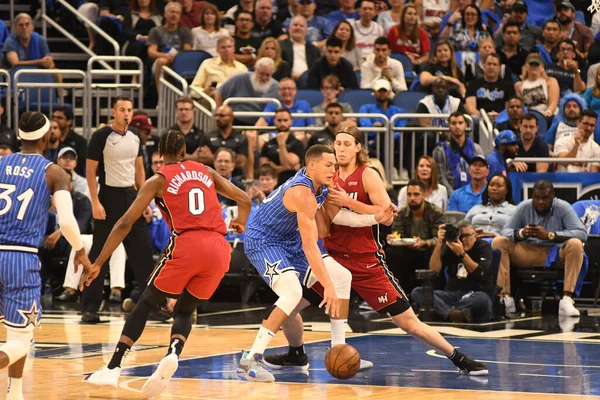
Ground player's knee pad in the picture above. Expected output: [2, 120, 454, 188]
[323, 255, 352, 299]
[272, 271, 303, 316]
[0, 327, 33, 366]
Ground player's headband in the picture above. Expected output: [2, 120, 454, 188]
[18, 115, 50, 141]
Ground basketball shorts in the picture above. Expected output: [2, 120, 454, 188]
[0, 251, 42, 329]
[245, 238, 310, 288]
[148, 230, 230, 300]
[314, 251, 411, 315]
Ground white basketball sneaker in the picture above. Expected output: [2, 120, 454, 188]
[558, 296, 580, 317]
[141, 353, 179, 398]
[503, 295, 516, 316]
[84, 366, 121, 387]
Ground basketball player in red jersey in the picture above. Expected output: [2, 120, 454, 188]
[264, 127, 489, 375]
[82, 130, 252, 396]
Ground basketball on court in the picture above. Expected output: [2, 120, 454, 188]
[325, 344, 361, 379]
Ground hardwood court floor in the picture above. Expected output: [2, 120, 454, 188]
[0, 305, 598, 400]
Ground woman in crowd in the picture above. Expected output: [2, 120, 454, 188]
[466, 174, 516, 238]
[257, 37, 291, 81]
[419, 40, 466, 98]
[398, 155, 448, 210]
[447, 5, 491, 54]
[331, 20, 362, 71]
[515, 53, 559, 118]
[123, 0, 163, 82]
[312, 75, 356, 126]
[387, 4, 430, 68]
[583, 67, 600, 114]
[191, 3, 230, 57]
[378, 0, 406, 34]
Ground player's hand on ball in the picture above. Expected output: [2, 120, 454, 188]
[320, 286, 340, 318]
[229, 218, 246, 234]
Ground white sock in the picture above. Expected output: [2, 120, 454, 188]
[7, 377, 23, 400]
[247, 326, 276, 359]
[330, 319, 347, 347]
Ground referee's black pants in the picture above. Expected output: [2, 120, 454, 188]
[81, 186, 154, 313]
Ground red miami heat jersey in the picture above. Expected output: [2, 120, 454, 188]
[324, 164, 381, 255]
[156, 161, 227, 235]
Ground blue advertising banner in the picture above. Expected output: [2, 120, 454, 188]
[509, 173, 600, 204]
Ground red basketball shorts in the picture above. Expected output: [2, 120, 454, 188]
[149, 230, 231, 300]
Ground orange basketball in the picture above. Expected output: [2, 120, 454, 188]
[325, 344, 361, 379]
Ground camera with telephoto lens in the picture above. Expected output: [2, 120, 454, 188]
[444, 224, 459, 242]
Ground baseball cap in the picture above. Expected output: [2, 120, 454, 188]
[58, 146, 77, 159]
[130, 115, 155, 131]
[0, 133, 14, 150]
[469, 155, 489, 167]
[525, 52, 542, 65]
[512, 1, 528, 12]
[373, 79, 392, 92]
[557, 1, 576, 11]
[495, 130, 519, 146]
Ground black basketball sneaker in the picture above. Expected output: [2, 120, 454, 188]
[451, 350, 489, 375]
[262, 353, 310, 370]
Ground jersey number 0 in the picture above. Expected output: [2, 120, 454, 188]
[0, 184, 35, 221]
[188, 187, 205, 216]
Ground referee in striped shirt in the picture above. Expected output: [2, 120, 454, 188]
[83, 96, 153, 323]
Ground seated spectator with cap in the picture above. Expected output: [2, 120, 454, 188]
[447, 155, 489, 214]
[358, 79, 407, 129]
[486, 130, 528, 178]
[518, 113, 551, 173]
[494, 1, 541, 53]
[129, 114, 159, 179]
[56, 147, 91, 200]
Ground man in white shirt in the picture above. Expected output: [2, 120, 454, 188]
[349, 0, 385, 60]
[360, 36, 407, 92]
[279, 15, 321, 81]
[554, 109, 600, 172]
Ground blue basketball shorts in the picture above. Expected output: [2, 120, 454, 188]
[0, 251, 42, 329]
[244, 238, 310, 288]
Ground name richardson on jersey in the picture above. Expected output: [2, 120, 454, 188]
[4, 165, 34, 179]
[167, 170, 213, 195]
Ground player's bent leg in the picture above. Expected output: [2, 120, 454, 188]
[390, 307, 488, 375]
[0, 326, 33, 400]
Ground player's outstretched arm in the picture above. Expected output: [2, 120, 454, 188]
[323, 200, 396, 228]
[206, 166, 252, 233]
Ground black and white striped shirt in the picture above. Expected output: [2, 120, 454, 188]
[88, 126, 142, 187]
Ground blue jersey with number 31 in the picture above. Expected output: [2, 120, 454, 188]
[0, 154, 52, 249]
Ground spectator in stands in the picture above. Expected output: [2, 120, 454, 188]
[361, 36, 407, 92]
[377, 0, 404, 34]
[201, 105, 249, 176]
[252, 0, 288, 41]
[308, 102, 344, 147]
[493, 179, 588, 317]
[398, 155, 448, 210]
[56, 147, 90, 200]
[2, 13, 62, 86]
[463, 37, 503, 83]
[191, 3, 230, 57]
[280, 15, 321, 81]
[284, 0, 334, 49]
[465, 54, 516, 123]
[494, 1, 541, 53]
[278, 0, 301, 22]
[386, 179, 445, 293]
[439, 0, 471, 40]
[413, 0, 449, 39]
[0, 134, 14, 156]
[259, 108, 305, 185]
[537, 20, 562, 65]
[248, 163, 279, 204]
[556, 1, 593, 59]
[257, 37, 292, 81]
[486, 130, 528, 177]
[45, 120, 62, 164]
[433, 112, 484, 194]
[419, 40, 466, 99]
[191, 36, 247, 99]
[215, 57, 280, 125]
[224, 0, 254, 25]
[52, 106, 88, 177]
[466, 174, 516, 238]
[0, 97, 16, 154]
[387, 4, 431, 67]
[151, 152, 163, 175]
[349, 0, 385, 60]
[123, 0, 163, 71]
[358, 79, 407, 129]
[495, 96, 525, 136]
[327, 0, 360, 26]
[518, 113, 551, 172]
[95, 0, 130, 55]
[169, 97, 207, 161]
[312, 75, 356, 126]
[415, 220, 494, 323]
[584, 67, 600, 113]
[233, 11, 262, 68]
[129, 114, 158, 179]
[307, 37, 358, 89]
[546, 39, 586, 94]
[331, 21, 362, 70]
[147, 2, 193, 91]
[417, 78, 465, 129]
[555, 109, 600, 172]
[448, 155, 489, 213]
[515, 53, 560, 118]
[545, 93, 587, 151]
[496, 21, 527, 79]
[214, 148, 247, 207]
[256, 78, 314, 129]
[448, 5, 491, 54]
[177, 0, 206, 29]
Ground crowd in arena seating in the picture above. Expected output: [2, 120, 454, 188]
[0, 0, 599, 324]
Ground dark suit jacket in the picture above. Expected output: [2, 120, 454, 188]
[279, 38, 321, 74]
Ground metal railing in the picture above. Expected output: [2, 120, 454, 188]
[224, 97, 282, 109]
[158, 66, 188, 132]
[189, 86, 217, 133]
[86, 56, 143, 137]
[12, 68, 87, 132]
[0, 70, 11, 128]
[515, 157, 600, 164]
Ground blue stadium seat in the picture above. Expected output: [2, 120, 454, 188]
[297, 71, 309, 89]
[390, 53, 417, 82]
[338, 89, 374, 113]
[295, 89, 323, 107]
[15, 69, 64, 114]
[172, 50, 212, 80]
[393, 91, 427, 112]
